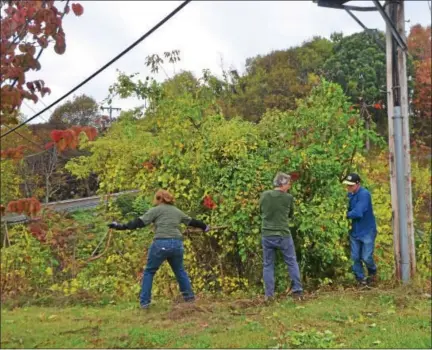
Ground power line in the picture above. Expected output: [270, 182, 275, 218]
[1, 0, 192, 139]
[1, 124, 47, 153]
[0, 124, 69, 161]
[36, 98, 56, 118]
[22, 101, 50, 123]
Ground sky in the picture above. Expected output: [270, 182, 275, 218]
[19, 0, 432, 124]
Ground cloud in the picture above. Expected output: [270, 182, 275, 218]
[18, 1, 431, 124]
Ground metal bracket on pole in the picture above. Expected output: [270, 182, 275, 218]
[315, 1, 377, 12]
[372, 0, 408, 52]
[344, 8, 386, 52]
[341, 5, 378, 12]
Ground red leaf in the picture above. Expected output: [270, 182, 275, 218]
[37, 36, 49, 48]
[71, 3, 84, 16]
[289, 171, 300, 181]
[26, 82, 35, 92]
[45, 142, 55, 150]
[41, 87, 51, 97]
[27, 6, 37, 18]
[203, 195, 217, 210]
[50, 130, 64, 142]
[54, 42, 66, 55]
[29, 93, 38, 104]
[34, 80, 42, 91]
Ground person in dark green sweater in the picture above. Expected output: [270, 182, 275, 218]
[108, 189, 209, 308]
[260, 172, 303, 300]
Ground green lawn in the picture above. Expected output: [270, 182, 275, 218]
[1, 287, 431, 349]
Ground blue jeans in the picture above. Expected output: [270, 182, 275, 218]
[262, 235, 303, 296]
[140, 239, 194, 306]
[350, 231, 377, 281]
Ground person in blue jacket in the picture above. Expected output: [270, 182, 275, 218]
[343, 173, 377, 285]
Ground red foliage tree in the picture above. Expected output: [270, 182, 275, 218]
[408, 24, 431, 61]
[1, 0, 84, 125]
[6, 197, 42, 216]
[407, 24, 431, 141]
[0, 145, 27, 160]
[49, 125, 98, 152]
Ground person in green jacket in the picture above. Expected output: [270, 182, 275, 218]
[108, 189, 209, 308]
[260, 172, 303, 300]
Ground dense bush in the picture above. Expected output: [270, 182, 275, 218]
[1, 78, 430, 304]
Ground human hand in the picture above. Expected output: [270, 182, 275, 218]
[108, 221, 125, 230]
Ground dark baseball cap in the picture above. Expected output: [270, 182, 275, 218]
[343, 173, 361, 185]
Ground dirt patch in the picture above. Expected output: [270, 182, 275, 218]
[228, 298, 263, 310]
[164, 302, 213, 321]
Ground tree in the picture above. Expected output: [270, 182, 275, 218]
[407, 24, 431, 144]
[323, 31, 386, 105]
[322, 30, 389, 147]
[27, 120, 99, 201]
[230, 37, 333, 122]
[0, 0, 84, 125]
[407, 24, 431, 61]
[49, 94, 101, 128]
[1, 1, 92, 208]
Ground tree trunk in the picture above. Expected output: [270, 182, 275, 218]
[45, 173, 50, 203]
[365, 119, 371, 151]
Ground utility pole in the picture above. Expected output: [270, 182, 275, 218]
[315, 0, 416, 282]
[385, 2, 400, 279]
[383, 0, 415, 282]
[100, 106, 121, 122]
[395, 1, 416, 277]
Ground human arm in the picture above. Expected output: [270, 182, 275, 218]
[180, 211, 209, 232]
[347, 192, 370, 219]
[108, 207, 158, 230]
[188, 218, 210, 232]
[108, 218, 145, 230]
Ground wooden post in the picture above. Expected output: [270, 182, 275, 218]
[3, 222, 11, 247]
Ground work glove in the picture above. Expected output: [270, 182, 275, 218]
[204, 225, 210, 232]
[108, 221, 126, 230]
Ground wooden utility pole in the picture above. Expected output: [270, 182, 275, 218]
[384, 0, 415, 281]
[395, 1, 416, 276]
[385, 3, 400, 278]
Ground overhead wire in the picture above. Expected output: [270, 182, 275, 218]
[22, 101, 50, 123]
[1, 124, 47, 153]
[1, 0, 192, 139]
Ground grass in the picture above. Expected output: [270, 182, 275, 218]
[1, 286, 431, 349]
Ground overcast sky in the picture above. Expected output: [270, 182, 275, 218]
[20, 0, 431, 124]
